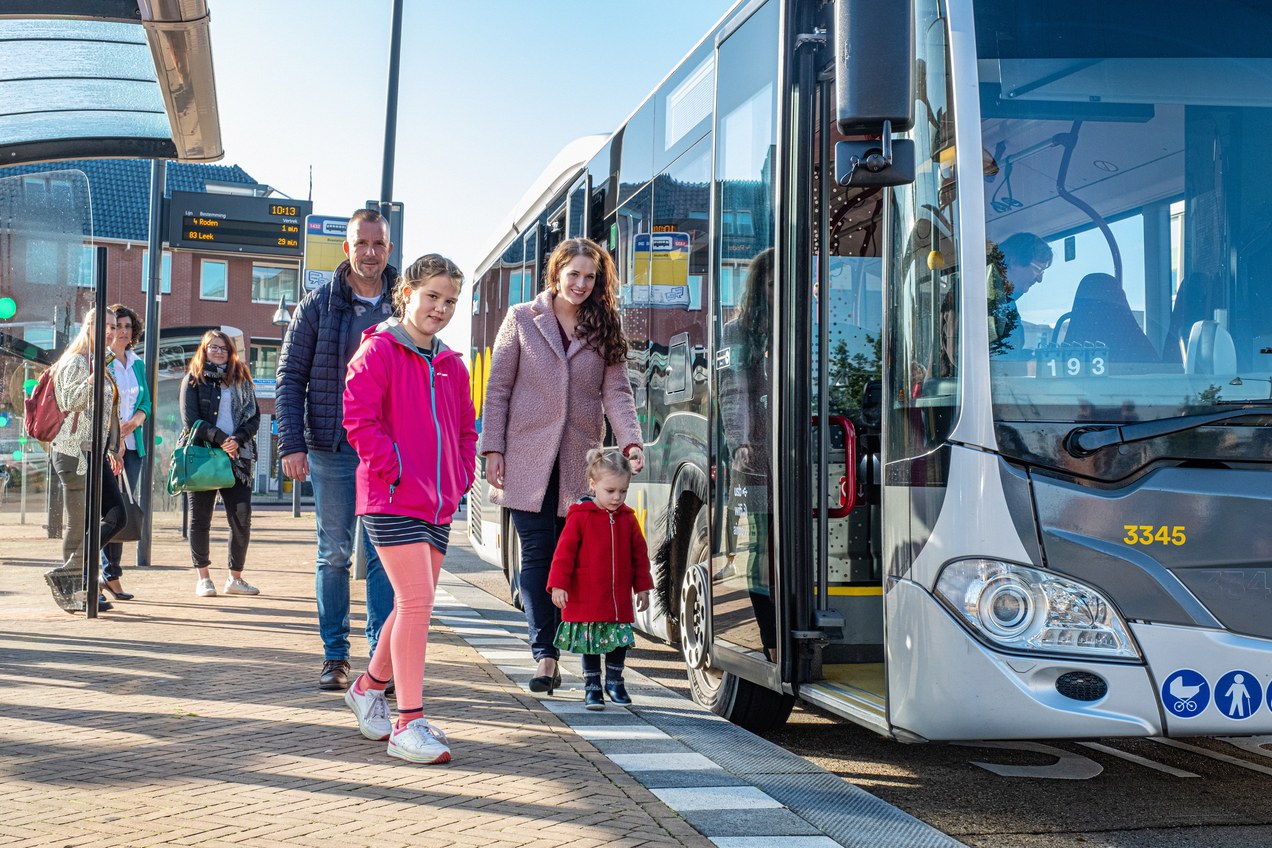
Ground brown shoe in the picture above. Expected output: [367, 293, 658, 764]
[319, 659, 350, 690]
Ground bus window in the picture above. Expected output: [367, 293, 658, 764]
[887, 0, 961, 475]
[711, 0, 779, 660]
[978, 1, 1272, 448]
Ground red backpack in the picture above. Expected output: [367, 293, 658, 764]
[23, 367, 77, 443]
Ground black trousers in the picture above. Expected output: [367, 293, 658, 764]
[187, 477, 253, 572]
[509, 464, 566, 661]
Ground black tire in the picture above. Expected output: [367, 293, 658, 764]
[502, 510, 524, 611]
[680, 507, 795, 734]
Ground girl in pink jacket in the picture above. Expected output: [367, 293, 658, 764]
[341, 254, 476, 765]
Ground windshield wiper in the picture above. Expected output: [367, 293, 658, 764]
[1064, 406, 1272, 457]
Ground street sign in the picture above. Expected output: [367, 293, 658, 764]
[168, 191, 313, 256]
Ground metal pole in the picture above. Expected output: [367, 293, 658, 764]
[20, 361, 29, 524]
[380, 0, 404, 204]
[86, 246, 109, 618]
[138, 158, 165, 567]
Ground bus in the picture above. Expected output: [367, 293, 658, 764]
[468, 0, 1272, 740]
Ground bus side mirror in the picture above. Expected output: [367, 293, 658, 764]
[833, 0, 917, 188]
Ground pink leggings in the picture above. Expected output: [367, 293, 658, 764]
[366, 542, 442, 715]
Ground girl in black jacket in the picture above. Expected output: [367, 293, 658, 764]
[179, 330, 262, 598]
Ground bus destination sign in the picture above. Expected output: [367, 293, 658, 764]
[167, 191, 313, 257]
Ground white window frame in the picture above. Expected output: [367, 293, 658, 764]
[141, 249, 173, 294]
[199, 259, 229, 301]
[250, 263, 299, 304]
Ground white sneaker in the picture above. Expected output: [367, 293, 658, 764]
[224, 576, 259, 595]
[195, 577, 217, 597]
[387, 718, 452, 764]
[344, 684, 392, 741]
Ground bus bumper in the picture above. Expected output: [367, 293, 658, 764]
[886, 578, 1161, 740]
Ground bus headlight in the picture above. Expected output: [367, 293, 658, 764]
[935, 559, 1140, 660]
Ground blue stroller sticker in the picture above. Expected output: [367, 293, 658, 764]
[1161, 669, 1210, 719]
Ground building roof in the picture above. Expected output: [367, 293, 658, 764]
[0, 159, 258, 242]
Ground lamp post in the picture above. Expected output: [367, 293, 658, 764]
[272, 293, 292, 328]
[271, 294, 298, 512]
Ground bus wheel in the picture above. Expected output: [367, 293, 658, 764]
[680, 507, 794, 734]
[502, 511, 523, 611]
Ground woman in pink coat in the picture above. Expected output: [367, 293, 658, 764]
[341, 254, 476, 765]
[481, 237, 643, 693]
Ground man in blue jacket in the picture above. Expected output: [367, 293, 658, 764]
[277, 208, 396, 690]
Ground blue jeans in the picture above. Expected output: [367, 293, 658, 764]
[509, 464, 566, 662]
[309, 441, 392, 661]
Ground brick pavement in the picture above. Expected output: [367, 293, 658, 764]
[0, 507, 713, 848]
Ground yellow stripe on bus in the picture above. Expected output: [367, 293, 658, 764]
[813, 586, 884, 596]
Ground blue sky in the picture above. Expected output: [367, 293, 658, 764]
[209, 1, 737, 351]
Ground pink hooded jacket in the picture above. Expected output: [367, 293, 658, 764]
[343, 319, 477, 524]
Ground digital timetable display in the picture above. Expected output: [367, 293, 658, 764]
[167, 191, 314, 257]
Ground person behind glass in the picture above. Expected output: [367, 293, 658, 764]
[179, 331, 261, 598]
[276, 208, 395, 691]
[99, 303, 151, 600]
[719, 249, 777, 659]
[989, 232, 1053, 357]
[481, 237, 644, 694]
[47, 307, 125, 612]
[548, 449, 652, 710]
[340, 254, 475, 765]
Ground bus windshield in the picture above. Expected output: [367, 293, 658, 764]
[975, 0, 1272, 427]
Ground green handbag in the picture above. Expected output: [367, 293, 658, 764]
[167, 419, 236, 494]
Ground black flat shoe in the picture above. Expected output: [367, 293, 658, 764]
[97, 594, 113, 612]
[584, 689, 605, 711]
[528, 667, 562, 695]
[605, 681, 632, 705]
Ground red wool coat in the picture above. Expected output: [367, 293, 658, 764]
[547, 499, 654, 624]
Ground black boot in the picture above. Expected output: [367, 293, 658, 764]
[605, 680, 631, 705]
[583, 668, 604, 710]
[605, 654, 631, 705]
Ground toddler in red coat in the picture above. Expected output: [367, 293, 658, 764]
[547, 449, 653, 710]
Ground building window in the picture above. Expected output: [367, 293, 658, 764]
[77, 244, 95, 287]
[141, 250, 172, 294]
[24, 240, 58, 284]
[249, 343, 280, 381]
[251, 264, 299, 304]
[200, 259, 228, 300]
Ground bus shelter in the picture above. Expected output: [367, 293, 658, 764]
[0, 1, 222, 617]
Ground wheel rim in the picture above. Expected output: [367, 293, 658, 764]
[680, 562, 711, 670]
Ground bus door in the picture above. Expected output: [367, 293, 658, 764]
[805, 77, 887, 709]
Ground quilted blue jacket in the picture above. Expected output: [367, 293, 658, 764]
[275, 260, 398, 456]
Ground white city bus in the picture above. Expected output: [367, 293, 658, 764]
[469, 0, 1272, 739]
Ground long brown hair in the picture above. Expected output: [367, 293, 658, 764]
[544, 238, 627, 366]
[188, 330, 251, 386]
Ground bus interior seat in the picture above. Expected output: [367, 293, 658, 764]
[1184, 319, 1237, 374]
[1050, 312, 1072, 345]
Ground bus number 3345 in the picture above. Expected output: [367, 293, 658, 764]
[1123, 525, 1186, 546]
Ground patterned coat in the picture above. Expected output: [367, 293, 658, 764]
[479, 290, 641, 517]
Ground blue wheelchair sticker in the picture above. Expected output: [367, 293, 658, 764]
[1161, 669, 1210, 718]
[1214, 670, 1260, 720]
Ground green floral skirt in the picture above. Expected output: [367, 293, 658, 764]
[554, 621, 636, 654]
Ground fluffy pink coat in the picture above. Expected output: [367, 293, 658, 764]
[480, 290, 641, 517]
